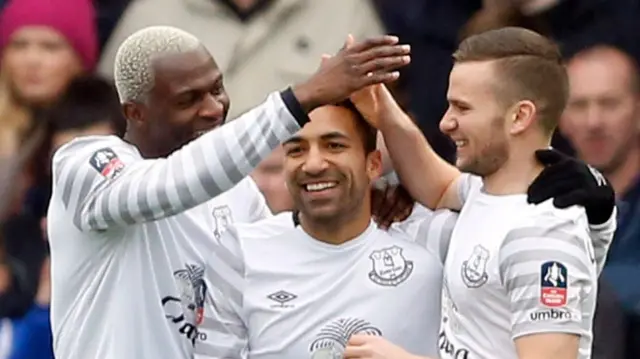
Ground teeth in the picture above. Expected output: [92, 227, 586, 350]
[455, 140, 467, 147]
[305, 182, 337, 192]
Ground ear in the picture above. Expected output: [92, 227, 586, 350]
[509, 100, 537, 135]
[122, 102, 146, 126]
[366, 150, 383, 182]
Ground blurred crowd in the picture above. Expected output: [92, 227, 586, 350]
[0, 0, 639, 358]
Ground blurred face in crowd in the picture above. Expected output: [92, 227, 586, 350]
[251, 147, 294, 213]
[441, 61, 510, 177]
[561, 47, 640, 174]
[283, 105, 381, 224]
[2, 26, 83, 106]
[126, 46, 230, 158]
[51, 121, 115, 155]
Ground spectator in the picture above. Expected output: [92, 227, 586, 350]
[560, 44, 640, 359]
[250, 146, 294, 213]
[0, 0, 99, 218]
[0, 240, 53, 359]
[47, 74, 124, 156]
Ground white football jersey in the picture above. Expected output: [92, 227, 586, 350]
[438, 175, 616, 359]
[47, 92, 302, 359]
[206, 176, 272, 239]
[195, 207, 458, 359]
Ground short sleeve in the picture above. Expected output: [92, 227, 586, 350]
[393, 205, 458, 264]
[456, 174, 482, 206]
[498, 217, 595, 340]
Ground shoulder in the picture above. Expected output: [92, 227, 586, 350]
[233, 212, 295, 242]
[506, 200, 589, 242]
[499, 201, 593, 270]
[52, 135, 135, 172]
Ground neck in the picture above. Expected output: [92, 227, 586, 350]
[123, 130, 159, 159]
[606, 145, 640, 198]
[482, 141, 547, 196]
[299, 204, 372, 246]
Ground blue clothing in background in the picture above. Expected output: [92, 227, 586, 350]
[0, 305, 53, 359]
[603, 177, 640, 315]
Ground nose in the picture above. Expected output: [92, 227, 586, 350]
[20, 44, 43, 68]
[301, 146, 329, 175]
[198, 93, 225, 122]
[584, 104, 604, 131]
[439, 110, 457, 135]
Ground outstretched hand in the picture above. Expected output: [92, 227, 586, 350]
[294, 34, 410, 113]
[527, 148, 615, 225]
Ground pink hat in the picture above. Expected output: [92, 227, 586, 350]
[0, 0, 98, 71]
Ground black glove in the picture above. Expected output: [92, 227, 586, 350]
[527, 149, 615, 225]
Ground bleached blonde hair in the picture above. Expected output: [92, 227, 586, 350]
[113, 26, 202, 103]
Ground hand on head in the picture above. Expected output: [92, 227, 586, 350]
[295, 34, 410, 113]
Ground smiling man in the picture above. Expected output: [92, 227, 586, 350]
[195, 101, 455, 359]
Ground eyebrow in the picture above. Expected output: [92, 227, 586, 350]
[282, 131, 350, 146]
[174, 72, 224, 97]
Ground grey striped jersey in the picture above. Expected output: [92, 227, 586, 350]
[195, 206, 458, 359]
[439, 174, 616, 359]
[47, 91, 304, 359]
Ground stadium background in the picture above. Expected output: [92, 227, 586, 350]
[0, 0, 639, 357]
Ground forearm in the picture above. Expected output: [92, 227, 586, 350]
[65, 90, 306, 231]
[377, 101, 460, 209]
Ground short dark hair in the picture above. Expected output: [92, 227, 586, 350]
[46, 75, 125, 137]
[454, 27, 568, 135]
[336, 100, 378, 154]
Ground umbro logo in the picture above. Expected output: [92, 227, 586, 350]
[267, 290, 297, 308]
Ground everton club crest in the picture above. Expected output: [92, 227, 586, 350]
[368, 246, 414, 287]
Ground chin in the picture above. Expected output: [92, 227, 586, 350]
[299, 205, 342, 223]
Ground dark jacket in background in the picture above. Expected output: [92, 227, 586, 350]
[0, 215, 47, 319]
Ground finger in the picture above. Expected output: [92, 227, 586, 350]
[535, 149, 567, 166]
[527, 177, 585, 204]
[347, 35, 400, 53]
[553, 190, 588, 208]
[343, 345, 368, 358]
[358, 55, 411, 75]
[354, 44, 411, 65]
[320, 53, 332, 66]
[346, 34, 355, 48]
[361, 71, 401, 87]
[347, 334, 371, 345]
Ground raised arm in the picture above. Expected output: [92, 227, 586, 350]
[55, 34, 413, 232]
[53, 91, 302, 232]
[196, 225, 248, 359]
[352, 84, 463, 211]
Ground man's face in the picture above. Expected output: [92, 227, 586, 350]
[440, 61, 510, 177]
[561, 49, 640, 173]
[282, 106, 382, 223]
[134, 47, 230, 157]
[251, 146, 294, 214]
